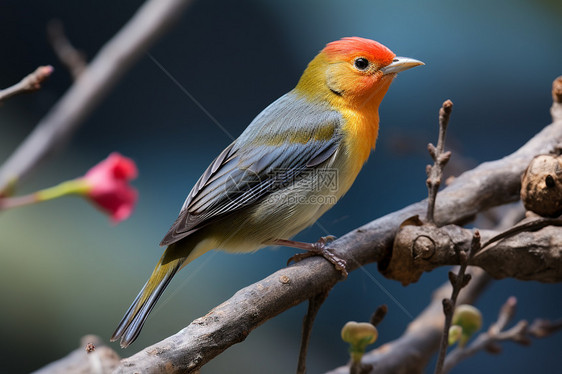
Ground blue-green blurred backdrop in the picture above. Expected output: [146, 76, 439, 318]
[1, 0, 561, 373]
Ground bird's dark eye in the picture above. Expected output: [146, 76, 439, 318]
[354, 57, 369, 70]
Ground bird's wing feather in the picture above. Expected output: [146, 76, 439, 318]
[160, 92, 343, 246]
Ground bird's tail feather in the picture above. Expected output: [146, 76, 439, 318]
[111, 245, 187, 348]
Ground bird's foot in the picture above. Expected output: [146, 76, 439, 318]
[271, 236, 348, 278]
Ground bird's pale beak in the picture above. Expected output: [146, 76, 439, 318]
[381, 57, 424, 75]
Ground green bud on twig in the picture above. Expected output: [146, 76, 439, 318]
[452, 304, 482, 346]
[341, 321, 378, 363]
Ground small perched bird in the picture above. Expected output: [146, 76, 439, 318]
[111, 37, 423, 348]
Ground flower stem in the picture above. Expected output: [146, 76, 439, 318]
[0, 179, 90, 210]
[35, 179, 90, 201]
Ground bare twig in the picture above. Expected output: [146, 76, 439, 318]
[426, 100, 453, 223]
[297, 291, 330, 374]
[47, 20, 87, 79]
[551, 76, 562, 122]
[442, 297, 562, 373]
[370, 304, 388, 327]
[347, 305, 388, 374]
[528, 318, 562, 338]
[434, 233, 478, 374]
[325, 268, 492, 374]
[0, 65, 53, 103]
[0, 193, 37, 210]
[0, 0, 195, 194]
[476, 216, 562, 258]
[489, 296, 517, 335]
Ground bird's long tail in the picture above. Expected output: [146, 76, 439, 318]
[111, 242, 197, 348]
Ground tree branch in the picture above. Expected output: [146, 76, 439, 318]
[0, 66, 53, 103]
[384, 218, 562, 285]
[47, 19, 87, 79]
[426, 99, 453, 223]
[551, 76, 562, 122]
[108, 81, 562, 373]
[0, 0, 194, 194]
[434, 232, 477, 374]
[297, 291, 330, 374]
[32, 335, 120, 374]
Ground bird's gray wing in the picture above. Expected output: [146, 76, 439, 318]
[160, 92, 343, 246]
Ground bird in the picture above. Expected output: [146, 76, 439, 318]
[111, 36, 423, 348]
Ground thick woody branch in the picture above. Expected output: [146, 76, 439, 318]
[107, 84, 562, 373]
[33, 335, 120, 374]
[0, 66, 53, 103]
[384, 219, 562, 285]
[0, 0, 194, 194]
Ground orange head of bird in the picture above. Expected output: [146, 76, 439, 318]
[296, 37, 423, 108]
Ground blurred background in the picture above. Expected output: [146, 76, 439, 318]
[1, 0, 561, 373]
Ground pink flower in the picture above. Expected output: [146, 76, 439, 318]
[82, 153, 138, 223]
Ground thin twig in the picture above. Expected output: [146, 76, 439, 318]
[426, 100, 453, 223]
[551, 76, 562, 122]
[348, 305, 388, 374]
[0, 194, 37, 210]
[475, 216, 562, 258]
[0, 66, 53, 103]
[442, 297, 562, 373]
[297, 291, 329, 374]
[0, 0, 195, 194]
[434, 232, 479, 374]
[489, 296, 517, 335]
[325, 268, 492, 374]
[370, 304, 388, 327]
[47, 20, 87, 79]
[528, 318, 562, 338]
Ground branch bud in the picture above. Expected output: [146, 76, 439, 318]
[452, 304, 483, 346]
